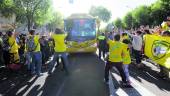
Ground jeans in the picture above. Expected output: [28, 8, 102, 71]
[48, 52, 68, 73]
[31, 51, 42, 75]
[0, 51, 4, 66]
[41, 50, 46, 65]
[99, 49, 106, 59]
[26, 52, 31, 70]
[123, 64, 130, 81]
[133, 49, 142, 64]
[3, 51, 10, 66]
[105, 61, 127, 83]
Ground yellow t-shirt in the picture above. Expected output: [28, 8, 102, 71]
[34, 35, 41, 52]
[108, 40, 124, 62]
[121, 35, 129, 42]
[122, 44, 131, 64]
[8, 36, 19, 53]
[52, 34, 67, 52]
[161, 22, 170, 31]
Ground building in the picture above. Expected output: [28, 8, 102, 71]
[0, 13, 16, 32]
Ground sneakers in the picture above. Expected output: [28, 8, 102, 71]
[122, 82, 131, 86]
[127, 80, 132, 85]
[37, 73, 43, 77]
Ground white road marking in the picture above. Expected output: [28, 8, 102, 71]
[22, 74, 47, 96]
[110, 72, 156, 96]
[130, 77, 156, 96]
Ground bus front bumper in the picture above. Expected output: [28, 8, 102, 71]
[66, 46, 97, 53]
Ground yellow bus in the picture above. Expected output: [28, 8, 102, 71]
[64, 14, 97, 53]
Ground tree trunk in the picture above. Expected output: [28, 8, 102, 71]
[27, 15, 34, 31]
[28, 20, 31, 31]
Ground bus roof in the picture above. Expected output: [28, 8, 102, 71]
[66, 13, 95, 20]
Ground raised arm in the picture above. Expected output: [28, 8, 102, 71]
[126, 31, 135, 38]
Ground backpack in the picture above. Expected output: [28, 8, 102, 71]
[3, 37, 15, 52]
[26, 36, 36, 52]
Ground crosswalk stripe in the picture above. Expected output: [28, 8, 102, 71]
[130, 77, 156, 96]
[109, 72, 156, 96]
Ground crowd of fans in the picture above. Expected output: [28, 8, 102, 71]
[0, 16, 169, 87]
[97, 16, 170, 86]
[0, 30, 56, 75]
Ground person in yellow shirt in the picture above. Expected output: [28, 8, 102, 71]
[27, 30, 42, 76]
[104, 34, 127, 85]
[161, 17, 170, 31]
[7, 31, 20, 64]
[121, 33, 129, 42]
[48, 28, 68, 75]
[122, 39, 131, 84]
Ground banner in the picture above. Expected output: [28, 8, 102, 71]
[144, 35, 170, 69]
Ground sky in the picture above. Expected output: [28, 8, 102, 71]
[52, 0, 156, 20]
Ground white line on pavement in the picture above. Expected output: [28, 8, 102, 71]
[109, 72, 129, 96]
[110, 72, 156, 96]
[130, 77, 156, 96]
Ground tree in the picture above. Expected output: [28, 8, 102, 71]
[160, 0, 170, 18]
[112, 0, 170, 30]
[114, 18, 123, 29]
[0, 0, 16, 17]
[47, 12, 64, 31]
[123, 12, 133, 29]
[89, 6, 111, 32]
[96, 17, 101, 33]
[150, 1, 164, 26]
[132, 6, 151, 26]
[89, 6, 112, 22]
[13, 0, 53, 31]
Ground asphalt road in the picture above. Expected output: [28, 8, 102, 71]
[0, 53, 170, 96]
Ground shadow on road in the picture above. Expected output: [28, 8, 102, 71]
[111, 69, 142, 96]
[129, 63, 170, 92]
[0, 53, 109, 96]
[0, 66, 36, 96]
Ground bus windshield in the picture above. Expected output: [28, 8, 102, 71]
[71, 19, 96, 37]
[65, 19, 96, 41]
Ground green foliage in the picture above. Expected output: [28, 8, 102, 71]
[48, 12, 64, 31]
[132, 6, 151, 26]
[89, 6, 112, 22]
[13, 0, 53, 30]
[123, 12, 133, 29]
[117, 0, 170, 29]
[114, 18, 123, 29]
[0, 0, 54, 30]
[150, 1, 164, 25]
[0, 0, 16, 17]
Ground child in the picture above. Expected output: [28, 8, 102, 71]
[122, 39, 132, 84]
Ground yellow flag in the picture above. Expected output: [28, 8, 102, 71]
[144, 35, 170, 69]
